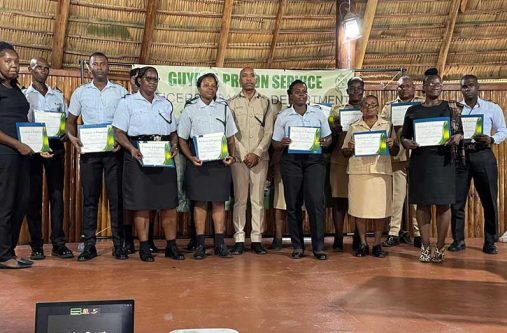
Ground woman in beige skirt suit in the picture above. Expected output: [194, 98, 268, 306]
[342, 95, 399, 258]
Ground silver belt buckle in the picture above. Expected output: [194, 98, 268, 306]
[154, 135, 161, 141]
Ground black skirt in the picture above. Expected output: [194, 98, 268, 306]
[408, 146, 455, 205]
[185, 160, 232, 202]
[123, 152, 178, 210]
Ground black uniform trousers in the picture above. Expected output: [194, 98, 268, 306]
[0, 154, 30, 262]
[27, 146, 66, 248]
[80, 151, 123, 247]
[280, 152, 325, 252]
[451, 148, 498, 244]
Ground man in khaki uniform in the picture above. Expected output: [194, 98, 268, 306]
[229, 67, 274, 255]
[380, 76, 424, 248]
[330, 77, 364, 251]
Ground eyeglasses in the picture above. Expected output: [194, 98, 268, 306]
[143, 76, 159, 83]
[362, 103, 378, 109]
[423, 83, 442, 88]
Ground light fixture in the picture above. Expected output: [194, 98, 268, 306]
[341, 0, 362, 41]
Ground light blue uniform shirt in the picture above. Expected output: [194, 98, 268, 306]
[460, 97, 507, 144]
[113, 92, 177, 136]
[177, 97, 238, 139]
[272, 105, 332, 141]
[69, 80, 128, 125]
[23, 84, 68, 122]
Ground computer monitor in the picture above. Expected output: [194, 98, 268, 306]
[35, 299, 134, 333]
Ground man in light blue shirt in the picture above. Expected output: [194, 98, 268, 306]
[23, 57, 73, 260]
[450, 74, 507, 254]
[66, 52, 128, 261]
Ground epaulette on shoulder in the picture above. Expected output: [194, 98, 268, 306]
[184, 96, 199, 107]
[53, 87, 63, 93]
[121, 93, 132, 99]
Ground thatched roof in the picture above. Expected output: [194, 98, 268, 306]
[1, 0, 506, 81]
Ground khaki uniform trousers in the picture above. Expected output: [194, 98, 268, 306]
[231, 159, 269, 243]
[390, 169, 420, 236]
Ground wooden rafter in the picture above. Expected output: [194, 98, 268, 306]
[266, 0, 288, 67]
[139, 0, 159, 64]
[436, 0, 461, 77]
[354, 0, 378, 69]
[215, 0, 234, 67]
[50, 0, 71, 69]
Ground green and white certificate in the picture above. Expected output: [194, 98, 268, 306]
[16, 122, 52, 153]
[353, 130, 389, 156]
[461, 115, 484, 140]
[193, 132, 228, 162]
[339, 109, 362, 131]
[287, 126, 322, 154]
[413, 117, 451, 147]
[137, 141, 175, 167]
[33, 110, 66, 138]
[78, 123, 115, 154]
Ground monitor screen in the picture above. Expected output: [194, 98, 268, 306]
[35, 299, 134, 333]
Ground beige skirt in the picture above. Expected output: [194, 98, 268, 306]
[273, 162, 286, 210]
[348, 174, 392, 219]
[330, 163, 349, 198]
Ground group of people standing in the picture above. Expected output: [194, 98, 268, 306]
[0, 43, 505, 269]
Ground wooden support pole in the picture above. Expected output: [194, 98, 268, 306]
[266, 0, 288, 67]
[354, 0, 378, 69]
[436, 0, 461, 77]
[51, 0, 71, 69]
[139, 0, 159, 64]
[216, 0, 234, 67]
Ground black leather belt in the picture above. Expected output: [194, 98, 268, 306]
[130, 135, 170, 141]
[464, 142, 490, 152]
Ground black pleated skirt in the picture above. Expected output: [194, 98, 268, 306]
[123, 152, 178, 210]
[185, 160, 232, 202]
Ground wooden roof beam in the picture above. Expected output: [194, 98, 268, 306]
[139, 0, 159, 64]
[266, 0, 288, 67]
[215, 0, 234, 67]
[355, 0, 378, 69]
[51, 0, 71, 69]
[436, 0, 461, 77]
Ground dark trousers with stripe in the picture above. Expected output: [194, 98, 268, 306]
[26, 151, 66, 248]
[280, 152, 325, 252]
[451, 148, 498, 244]
[80, 152, 123, 247]
[0, 154, 30, 262]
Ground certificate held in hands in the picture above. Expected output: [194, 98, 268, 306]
[16, 122, 52, 153]
[287, 126, 322, 154]
[390, 102, 420, 126]
[413, 117, 451, 147]
[33, 110, 66, 138]
[78, 123, 115, 154]
[193, 132, 228, 162]
[353, 130, 389, 157]
[339, 109, 362, 131]
[137, 141, 175, 167]
[461, 115, 483, 139]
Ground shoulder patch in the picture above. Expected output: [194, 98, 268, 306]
[184, 96, 199, 106]
[121, 93, 132, 99]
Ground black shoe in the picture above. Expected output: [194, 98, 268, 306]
[0, 259, 32, 269]
[332, 235, 344, 252]
[112, 246, 129, 260]
[382, 235, 400, 247]
[165, 243, 185, 260]
[30, 247, 45, 260]
[313, 251, 327, 260]
[354, 244, 369, 257]
[448, 240, 466, 252]
[186, 238, 197, 251]
[214, 244, 233, 258]
[352, 233, 361, 251]
[413, 236, 422, 248]
[148, 241, 159, 253]
[16, 257, 34, 265]
[251, 242, 267, 255]
[77, 246, 97, 261]
[193, 245, 206, 260]
[52, 245, 74, 259]
[483, 243, 498, 255]
[124, 240, 136, 254]
[230, 242, 245, 255]
[399, 231, 412, 244]
[372, 245, 386, 258]
[271, 238, 283, 251]
[290, 249, 304, 259]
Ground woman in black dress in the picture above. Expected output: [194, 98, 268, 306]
[401, 73, 463, 263]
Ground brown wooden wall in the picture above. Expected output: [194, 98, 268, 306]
[16, 69, 507, 243]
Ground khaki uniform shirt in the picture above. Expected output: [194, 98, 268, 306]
[228, 91, 274, 161]
[380, 96, 425, 171]
[342, 116, 396, 175]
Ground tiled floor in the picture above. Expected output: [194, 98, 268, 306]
[1, 238, 506, 332]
